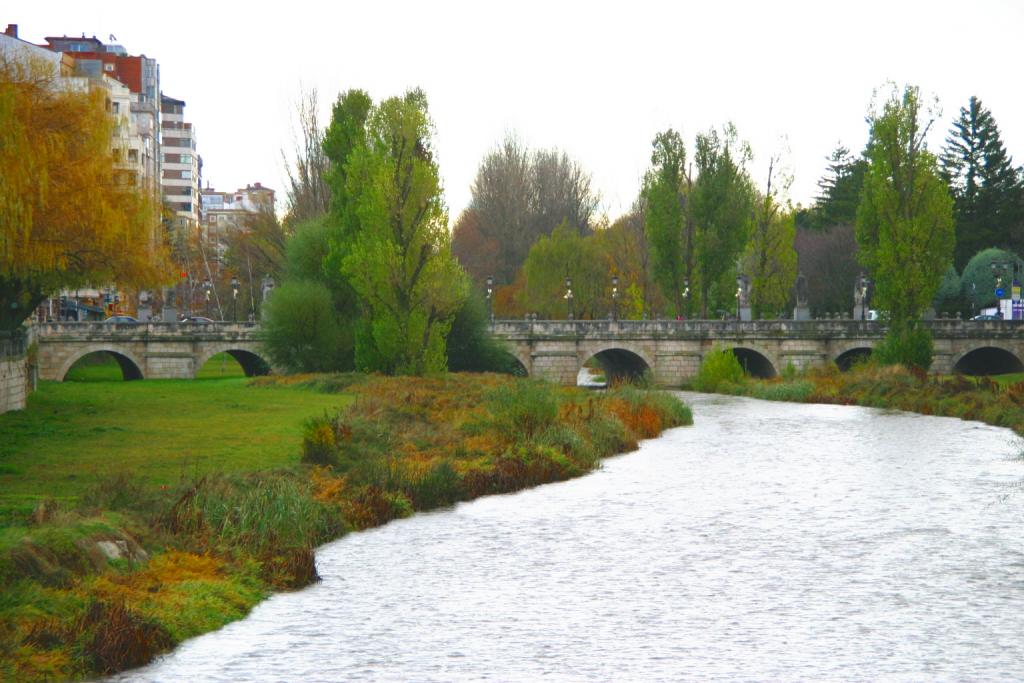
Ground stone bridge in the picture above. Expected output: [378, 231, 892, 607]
[35, 322, 271, 381]
[490, 319, 1024, 386]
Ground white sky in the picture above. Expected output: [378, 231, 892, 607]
[11, 0, 1024, 222]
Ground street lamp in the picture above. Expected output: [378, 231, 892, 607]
[485, 275, 494, 321]
[611, 274, 619, 321]
[858, 273, 871, 320]
[202, 278, 212, 318]
[735, 274, 744, 321]
[564, 276, 574, 320]
[230, 275, 239, 322]
[683, 277, 690, 317]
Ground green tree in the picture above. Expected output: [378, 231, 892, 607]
[338, 89, 468, 374]
[960, 247, 1023, 315]
[809, 145, 868, 229]
[932, 265, 962, 316]
[261, 280, 349, 373]
[323, 88, 372, 233]
[856, 84, 955, 366]
[691, 123, 756, 317]
[643, 129, 692, 316]
[940, 96, 1024, 270]
[742, 156, 797, 318]
[519, 221, 604, 319]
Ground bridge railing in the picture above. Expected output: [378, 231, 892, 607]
[32, 321, 261, 337]
[489, 318, 1024, 338]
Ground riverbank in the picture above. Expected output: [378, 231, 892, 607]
[0, 373, 691, 681]
[704, 361, 1024, 436]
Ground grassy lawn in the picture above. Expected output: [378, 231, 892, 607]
[0, 372, 349, 524]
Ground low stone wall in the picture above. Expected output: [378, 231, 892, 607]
[0, 331, 29, 414]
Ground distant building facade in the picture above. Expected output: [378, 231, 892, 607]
[160, 95, 202, 242]
[201, 183, 276, 244]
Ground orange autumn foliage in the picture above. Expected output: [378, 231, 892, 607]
[0, 51, 168, 326]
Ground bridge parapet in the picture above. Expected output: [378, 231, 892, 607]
[491, 318, 1024, 340]
[34, 321, 262, 340]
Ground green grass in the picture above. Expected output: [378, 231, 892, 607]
[0, 377, 350, 525]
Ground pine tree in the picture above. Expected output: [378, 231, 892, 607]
[807, 145, 867, 229]
[941, 96, 1024, 269]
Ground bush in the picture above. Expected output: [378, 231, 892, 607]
[486, 381, 559, 439]
[261, 280, 352, 373]
[873, 321, 933, 370]
[694, 348, 745, 392]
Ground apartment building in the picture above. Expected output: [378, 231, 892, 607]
[160, 95, 202, 242]
[40, 33, 161, 193]
[201, 182, 276, 247]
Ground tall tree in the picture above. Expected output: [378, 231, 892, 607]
[463, 135, 532, 284]
[456, 135, 599, 285]
[691, 123, 756, 317]
[857, 84, 954, 333]
[940, 96, 1024, 269]
[339, 89, 468, 374]
[282, 88, 331, 228]
[643, 129, 691, 316]
[813, 145, 867, 228]
[793, 224, 861, 317]
[0, 53, 165, 331]
[743, 156, 797, 318]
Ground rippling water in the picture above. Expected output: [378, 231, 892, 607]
[111, 393, 1024, 682]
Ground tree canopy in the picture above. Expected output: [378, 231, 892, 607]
[0, 53, 166, 330]
[856, 84, 954, 327]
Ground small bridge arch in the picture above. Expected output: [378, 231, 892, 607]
[952, 345, 1024, 376]
[194, 344, 272, 378]
[721, 344, 777, 379]
[835, 344, 874, 371]
[581, 345, 653, 385]
[59, 346, 145, 381]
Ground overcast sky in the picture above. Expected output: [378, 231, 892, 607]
[12, 0, 1024, 222]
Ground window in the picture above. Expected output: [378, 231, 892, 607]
[181, 170, 192, 180]
[128, 149, 138, 162]
[104, 63, 114, 72]
[180, 154, 191, 164]
[112, 101, 119, 114]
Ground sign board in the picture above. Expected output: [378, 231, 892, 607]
[1014, 300, 1024, 321]
[1013, 280, 1021, 301]
[995, 287, 1006, 298]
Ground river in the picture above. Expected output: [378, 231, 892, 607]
[111, 393, 1024, 681]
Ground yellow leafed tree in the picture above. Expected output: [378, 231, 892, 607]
[0, 53, 167, 330]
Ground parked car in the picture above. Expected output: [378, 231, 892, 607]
[182, 316, 215, 323]
[971, 314, 1002, 321]
[103, 315, 138, 324]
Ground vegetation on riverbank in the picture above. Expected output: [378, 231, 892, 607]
[699, 354, 1024, 436]
[0, 373, 690, 681]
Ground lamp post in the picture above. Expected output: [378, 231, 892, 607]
[230, 275, 239, 322]
[735, 274, 744, 321]
[858, 273, 871, 320]
[485, 275, 494, 321]
[991, 261, 1010, 319]
[682, 278, 690, 319]
[564, 276, 574, 320]
[611, 274, 619, 321]
[202, 278, 212, 318]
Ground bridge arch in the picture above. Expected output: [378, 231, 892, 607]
[952, 345, 1024, 376]
[59, 346, 145, 381]
[580, 346, 653, 385]
[194, 344, 272, 378]
[712, 344, 777, 379]
[835, 346, 874, 371]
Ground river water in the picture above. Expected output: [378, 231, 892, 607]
[112, 393, 1024, 682]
